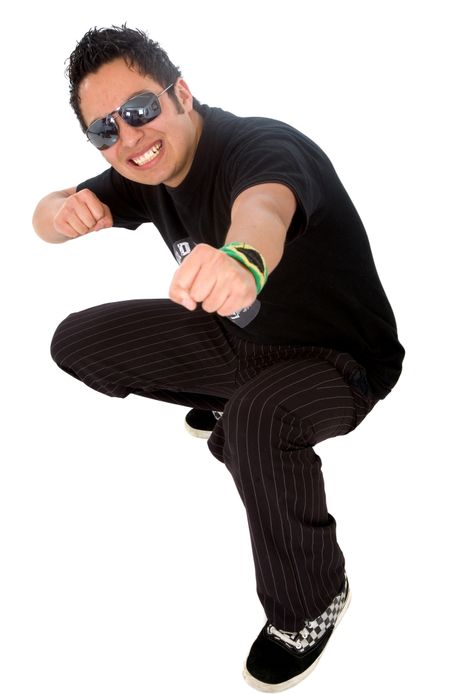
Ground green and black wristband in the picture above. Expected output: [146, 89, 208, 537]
[219, 242, 268, 294]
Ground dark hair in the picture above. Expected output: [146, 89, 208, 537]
[66, 25, 184, 130]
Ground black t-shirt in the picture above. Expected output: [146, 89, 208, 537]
[77, 103, 405, 398]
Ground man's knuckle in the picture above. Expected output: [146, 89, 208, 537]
[191, 289, 203, 302]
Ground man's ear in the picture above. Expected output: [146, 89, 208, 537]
[174, 78, 194, 110]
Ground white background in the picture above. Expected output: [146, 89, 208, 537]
[0, 1, 448, 693]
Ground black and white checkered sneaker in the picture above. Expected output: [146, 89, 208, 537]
[243, 576, 351, 692]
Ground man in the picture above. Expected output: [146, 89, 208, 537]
[33, 25, 404, 691]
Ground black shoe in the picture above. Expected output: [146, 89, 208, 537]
[243, 577, 351, 692]
[184, 409, 222, 439]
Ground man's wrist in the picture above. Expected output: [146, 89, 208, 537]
[219, 242, 268, 294]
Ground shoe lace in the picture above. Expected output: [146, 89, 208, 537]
[267, 580, 348, 651]
[267, 624, 311, 650]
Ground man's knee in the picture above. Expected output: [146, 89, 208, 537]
[49, 305, 127, 397]
[50, 311, 81, 369]
[223, 389, 300, 451]
[222, 382, 341, 458]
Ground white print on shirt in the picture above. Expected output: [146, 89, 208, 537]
[173, 239, 195, 264]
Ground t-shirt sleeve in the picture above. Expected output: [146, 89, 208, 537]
[225, 121, 327, 230]
[76, 167, 152, 230]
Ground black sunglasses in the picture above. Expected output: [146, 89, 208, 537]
[85, 84, 174, 150]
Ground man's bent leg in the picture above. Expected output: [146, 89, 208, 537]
[209, 352, 375, 632]
[50, 299, 237, 409]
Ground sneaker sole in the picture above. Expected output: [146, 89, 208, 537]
[184, 421, 212, 439]
[242, 585, 352, 692]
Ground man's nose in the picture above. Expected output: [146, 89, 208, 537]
[115, 116, 145, 148]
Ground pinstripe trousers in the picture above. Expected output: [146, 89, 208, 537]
[50, 298, 377, 631]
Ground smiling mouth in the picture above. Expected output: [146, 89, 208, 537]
[131, 141, 163, 166]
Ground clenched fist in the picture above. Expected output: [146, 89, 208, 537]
[169, 243, 257, 316]
[54, 189, 113, 239]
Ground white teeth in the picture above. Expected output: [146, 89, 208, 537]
[132, 143, 162, 166]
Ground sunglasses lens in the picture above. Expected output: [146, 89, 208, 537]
[121, 93, 161, 126]
[86, 92, 163, 149]
[87, 115, 119, 150]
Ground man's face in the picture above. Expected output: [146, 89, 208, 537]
[78, 57, 202, 187]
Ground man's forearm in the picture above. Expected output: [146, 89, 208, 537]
[169, 183, 297, 316]
[224, 217, 286, 276]
[32, 190, 74, 244]
[33, 187, 113, 244]
[225, 183, 297, 275]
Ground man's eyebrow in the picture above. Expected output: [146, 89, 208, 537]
[125, 89, 152, 101]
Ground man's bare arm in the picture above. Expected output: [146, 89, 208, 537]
[225, 182, 297, 274]
[169, 183, 297, 315]
[33, 187, 113, 244]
